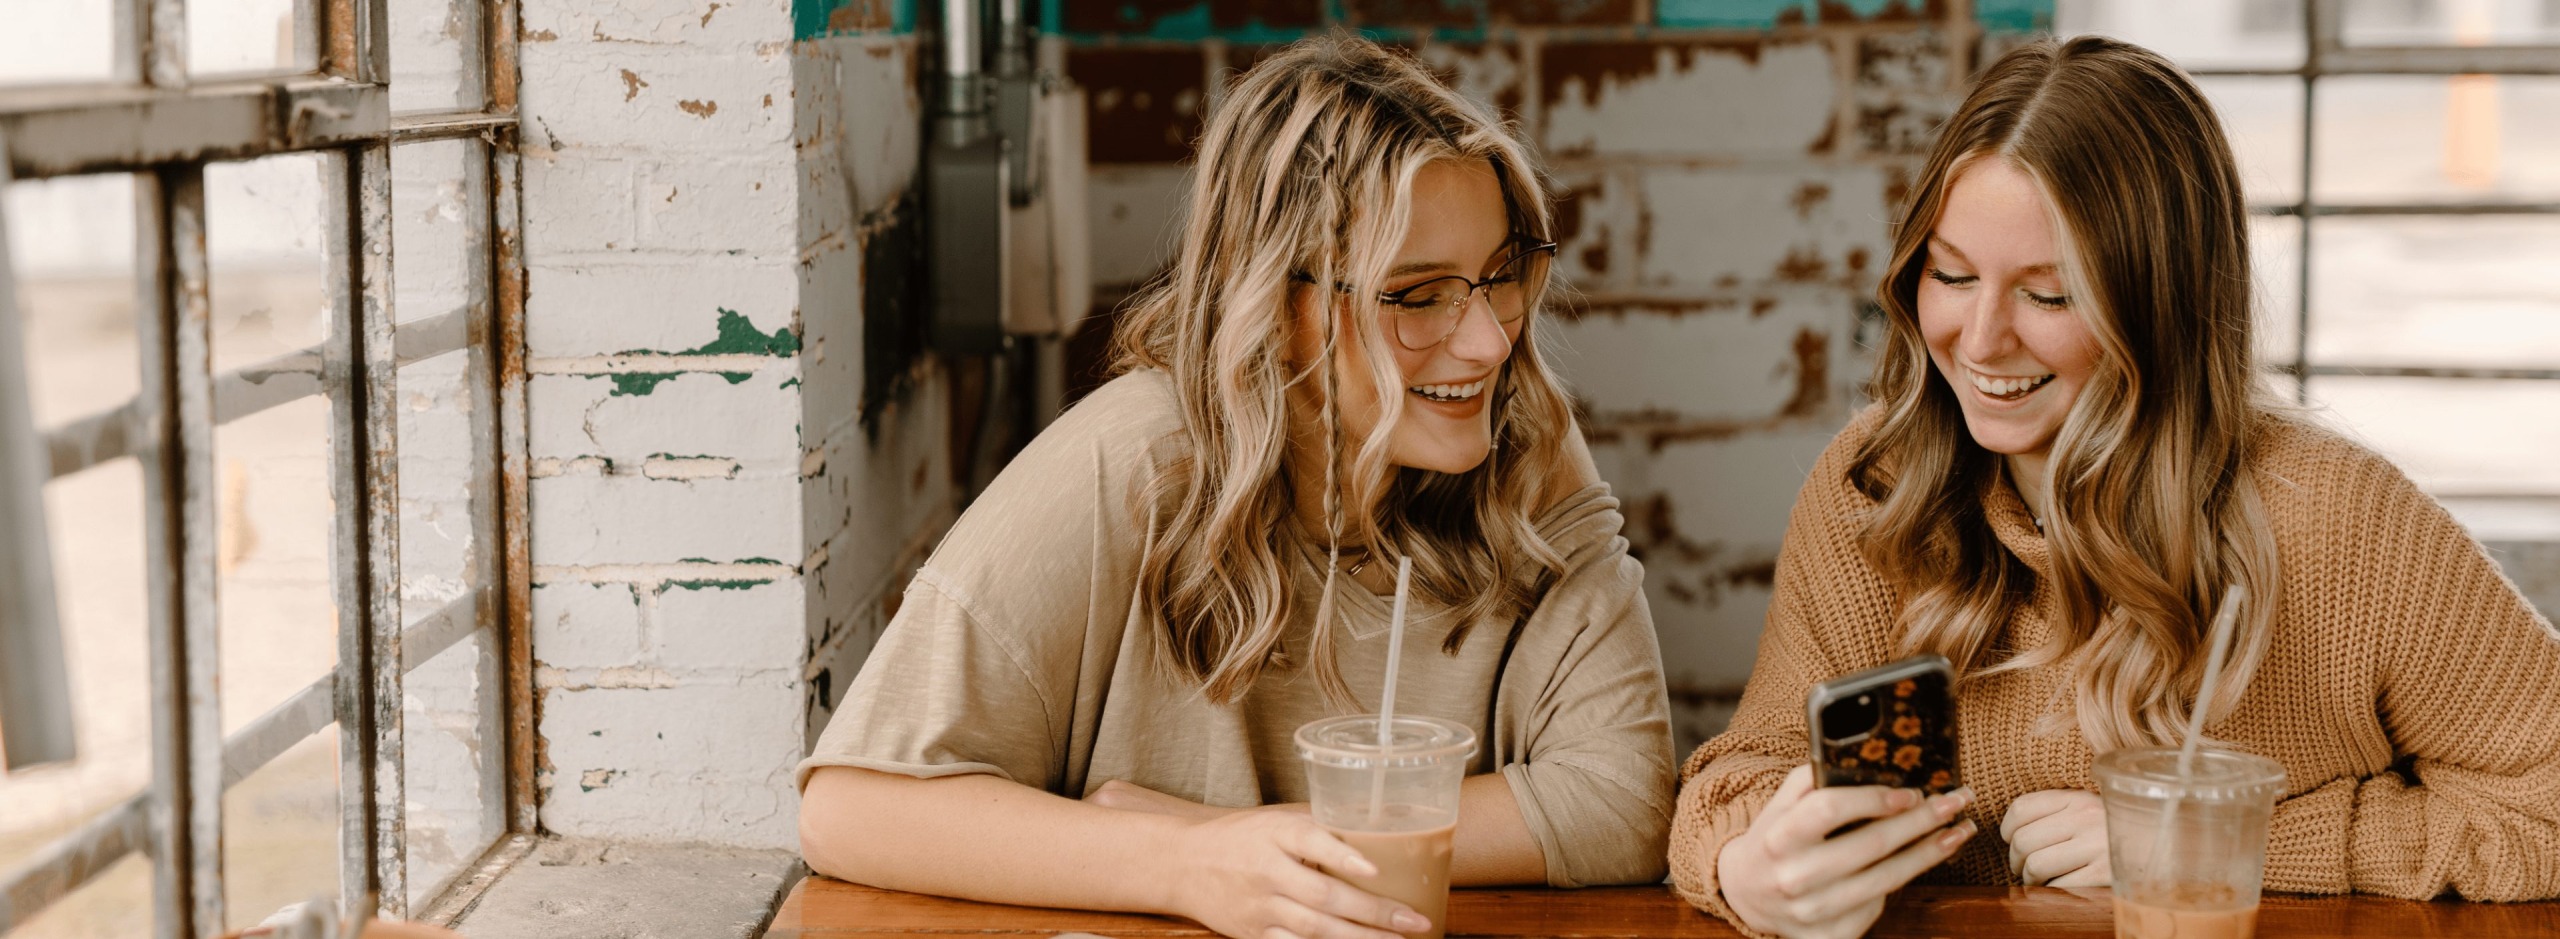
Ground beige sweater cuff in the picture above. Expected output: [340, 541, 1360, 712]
[2263, 776, 2356, 895]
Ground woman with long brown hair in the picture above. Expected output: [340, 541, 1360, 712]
[796, 34, 1675, 939]
[1672, 35, 2560, 937]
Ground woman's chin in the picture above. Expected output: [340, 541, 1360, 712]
[1392, 438, 1492, 475]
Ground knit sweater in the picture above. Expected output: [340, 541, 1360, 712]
[1671, 407, 2560, 928]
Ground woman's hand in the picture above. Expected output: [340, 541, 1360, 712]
[1713, 765, 1976, 939]
[1999, 789, 2109, 887]
[1166, 810, 1432, 939]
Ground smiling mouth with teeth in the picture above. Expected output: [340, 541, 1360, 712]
[1409, 378, 1487, 403]
[1968, 369, 2056, 401]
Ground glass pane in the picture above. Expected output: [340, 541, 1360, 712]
[2314, 76, 2560, 204]
[0, 173, 154, 938]
[2343, 0, 2560, 46]
[0, 854, 154, 938]
[190, 0, 310, 77]
[206, 153, 342, 928]
[2253, 214, 2304, 365]
[2308, 216, 2560, 369]
[224, 730, 344, 929]
[391, 139, 503, 909]
[2200, 77, 2305, 207]
[390, 0, 477, 112]
[2057, 0, 2307, 70]
[0, 0, 114, 85]
[2309, 376, 2560, 496]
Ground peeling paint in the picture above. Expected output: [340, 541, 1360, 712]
[621, 69, 649, 102]
[677, 99, 719, 118]
[609, 372, 683, 397]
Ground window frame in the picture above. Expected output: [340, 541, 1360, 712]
[0, 0, 532, 933]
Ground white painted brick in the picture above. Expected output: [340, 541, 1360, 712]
[530, 473, 802, 566]
[795, 37, 922, 220]
[524, 259, 799, 357]
[521, 151, 637, 257]
[654, 579, 805, 669]
[538, 679, 801, 848]
[1544, 41, 1835, 159]
[1545, 287, 1851, 422]
[533, 582, 646, 669]
[637, 156, 797, 255]
[520, 44, 793, 153]
[1086, 164, 1189, 289]
[519, 0, 790, 52]
[1637, 167, 1890, 291]
[527, 369, 802, 466]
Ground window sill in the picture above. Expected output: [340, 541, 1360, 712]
[432, 837, 803, 939]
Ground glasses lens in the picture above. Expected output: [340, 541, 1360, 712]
[1488, 248, 1548, 323]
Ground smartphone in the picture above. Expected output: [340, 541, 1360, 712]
[1806, 653, 1962, 795]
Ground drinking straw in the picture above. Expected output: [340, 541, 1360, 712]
[2144, 585, 2248, 880]
[2179, 586, 2248, 777]
[1369, 556, 1413, 826]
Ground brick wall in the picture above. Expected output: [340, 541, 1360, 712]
[1052, 0, 2052, 753]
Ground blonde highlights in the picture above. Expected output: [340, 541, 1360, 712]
[1111, 35, 1577, 708]
[1852, 36, 2284, 753]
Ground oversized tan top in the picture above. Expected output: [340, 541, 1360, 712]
[1673, 407, 2560, 927]
[800, 370, 1677, 887]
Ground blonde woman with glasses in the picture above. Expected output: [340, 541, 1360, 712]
[796, 34, 1675, 939]
[1672, 36, 2560, 939]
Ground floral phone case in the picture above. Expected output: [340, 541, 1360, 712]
[1807, 653, 1962, 794]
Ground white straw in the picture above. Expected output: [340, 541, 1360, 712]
[1369, 556, 1414, 825]
[2179, 586, 2248, 778]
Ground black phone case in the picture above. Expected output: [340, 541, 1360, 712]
[1810, 659, 1961, 794]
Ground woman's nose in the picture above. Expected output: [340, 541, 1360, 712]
[1955, 292, 2018, 366]
[1441, 289, 1513, 365]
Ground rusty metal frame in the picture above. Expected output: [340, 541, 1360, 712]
[2188, 0, 2560, 398]
[0, 0, 529, 927]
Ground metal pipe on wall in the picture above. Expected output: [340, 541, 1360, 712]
[941, 0, 982, 117]
[0, 125, 76, 772]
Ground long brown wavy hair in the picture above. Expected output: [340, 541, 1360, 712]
[1850, 36, 2286, 752]
[1109, 35, 1577, 708]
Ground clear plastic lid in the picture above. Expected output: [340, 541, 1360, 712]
[1293, 715, 1477, 769]
[2095, 746, 2287, 803]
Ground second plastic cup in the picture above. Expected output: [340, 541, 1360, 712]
[1295, 714, 1477, 939]
[2095, 746, 2287, 939]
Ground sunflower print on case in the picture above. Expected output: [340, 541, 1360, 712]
[1817, 670, 1961, 794]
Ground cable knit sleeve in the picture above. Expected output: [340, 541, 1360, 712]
[1669, 412, 1895, 928]
[2260, 440, 2560, 901]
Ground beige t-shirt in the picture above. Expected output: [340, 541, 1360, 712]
[798, 370, 1675, 887]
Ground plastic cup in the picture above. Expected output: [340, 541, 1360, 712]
[2095, 747, 2287, 939]
[1295, 715, 1477, 939]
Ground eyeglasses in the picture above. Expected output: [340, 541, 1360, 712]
[1295, 241, 1559, 351]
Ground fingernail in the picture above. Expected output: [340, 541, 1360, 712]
[1349, 855, 1379, 877]
[1943, 820, 1977, 848]
[1890, 789, 1921, 811]
[1394, 912, 1431, 933]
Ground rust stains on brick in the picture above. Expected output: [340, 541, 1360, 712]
[1775, 247, 1828, 282]
[1211, 0, 1325, 30]
[1068, 47, 1208, 164]
[1779, 327, 1829, 417]
[701, 2, 723, 27]
[1349, 0, 1637, 28]
[827, 0, 897, 32]
[522, 27, 557, 41]
[677, 99, 718, 118]
[1619, 493, 1782, 609]
[1540, 40, 1770, 132]
[1790, 181, 1831, 220]
[621, 69, 649, 102]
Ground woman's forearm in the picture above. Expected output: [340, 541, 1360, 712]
[799, 766, 1192, 914]
[1453, 772, 1546, 885]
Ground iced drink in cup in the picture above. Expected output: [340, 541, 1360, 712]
[1295, 714, 1477, 939]
[2095, 747, 2287, 939]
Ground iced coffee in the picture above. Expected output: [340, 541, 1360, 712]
[1295, 715, 1476, 939]
[2095, 747, 2286, 939]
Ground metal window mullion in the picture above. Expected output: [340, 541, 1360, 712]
[135, 164, 224, 939]
[325, 141, 406, 924]
[489, 136, 536, 837]
[2293, 0, 2331, 405]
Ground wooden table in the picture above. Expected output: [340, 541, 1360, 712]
[768, 877, 2560, 938]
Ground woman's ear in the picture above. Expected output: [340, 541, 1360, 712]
[1284, 281, 1326, 369]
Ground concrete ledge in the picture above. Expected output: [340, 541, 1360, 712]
[449, 838, 803, 939]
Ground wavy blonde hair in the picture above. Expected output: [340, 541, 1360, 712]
[1111, 35, 1577, 707]
[1850, 36, 2286, 752]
